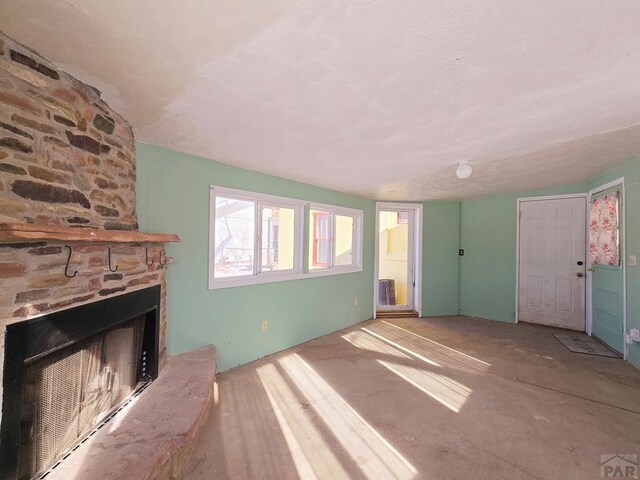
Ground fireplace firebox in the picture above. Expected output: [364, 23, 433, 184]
[0, 286, 161, 480]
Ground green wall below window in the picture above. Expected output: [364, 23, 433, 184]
[136, 143, 375, 371]
[137, 144, 461, 371]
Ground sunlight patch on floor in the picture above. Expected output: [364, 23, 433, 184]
[379, 320, 491, 368]
[342, 329, 440, 367]
[256, 363, 350, 480]
[279, 354, 417, 480]
[378, 360, 472, 413]
[361, 327, 440, 366]
[342, 330, 420, 361]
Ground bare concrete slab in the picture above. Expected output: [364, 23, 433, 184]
[49, 345, 216, 480]
[184, 317, 640, 480]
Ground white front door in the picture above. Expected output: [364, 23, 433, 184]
[518, 197, 587, 330]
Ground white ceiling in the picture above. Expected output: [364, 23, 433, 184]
[1, 0, 640, 200]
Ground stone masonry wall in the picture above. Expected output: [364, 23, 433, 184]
[0, 242, 168, 349]
[0, 31, 137, 230]
[0, 32, 169, 415]
[0, 240, 169, 428]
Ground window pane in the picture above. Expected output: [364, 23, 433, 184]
[335, 215, 354, 266]
[262, 206, 295, 272]
[309, 210, 330, 269]
[214, 196, 255, 277]
[589, 192, 620, 265]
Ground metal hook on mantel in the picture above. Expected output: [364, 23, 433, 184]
[64, 245, 78, 278]
[145, 246, 155, 266]
[159, 249, 167, 266]
[107, 247, 118, 272]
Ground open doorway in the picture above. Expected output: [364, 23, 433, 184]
[374, 203, 422, 318]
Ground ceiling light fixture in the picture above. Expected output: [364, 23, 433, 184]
[456, 160, 472, 179]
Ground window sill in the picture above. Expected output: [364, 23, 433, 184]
[305, 266, 362, 278]
[208, 266, 363, 290]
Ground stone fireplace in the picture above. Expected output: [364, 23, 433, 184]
[0, 31, 180, 479]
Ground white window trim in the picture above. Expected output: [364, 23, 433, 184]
[209, 186, 304, 289]
[306, 201, 364, 276]
[208, 188, 364, 289]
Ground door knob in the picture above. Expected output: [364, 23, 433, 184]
[576, 272, 584, 277]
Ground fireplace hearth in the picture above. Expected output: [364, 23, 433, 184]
[1, 286, 160, 480]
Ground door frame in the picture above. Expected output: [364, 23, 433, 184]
[587, 177, 627, 359]
[373, 202, 423, 318]
[515, 193, 589, 325]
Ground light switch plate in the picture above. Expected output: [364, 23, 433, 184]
[629, 255, 637, 266]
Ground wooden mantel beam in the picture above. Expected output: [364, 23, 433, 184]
[0, 223, 180, 245]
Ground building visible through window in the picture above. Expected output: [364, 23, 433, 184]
[312, 210, 330, 268]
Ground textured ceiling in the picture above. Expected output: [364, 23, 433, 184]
[1, 0, 640, 200]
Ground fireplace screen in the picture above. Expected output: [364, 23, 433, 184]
[17, 316, 145, 479]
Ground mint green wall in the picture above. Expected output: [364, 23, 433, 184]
[136, 144, 465, 371]
[457, 162, 640, 369]
[136, 140, 640, 370]
[459, 182, 589, 322]
[588, 157, 640, 368]
[451, 163, 640, 369]
[136, 143, 375, 371]
[422, 201, 460, 316]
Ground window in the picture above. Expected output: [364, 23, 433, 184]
[311, 210, 331, 268]
[209, 187, 363, 288]
[334, 214, 354, 266]
[261, 206, 295, 272]
[210, 187, 302, 288]
[214, 196, 255, 278]
[589, 191, 620, 266]
[307, 204, 363, 273]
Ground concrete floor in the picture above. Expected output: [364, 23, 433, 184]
[183, 316, 640, 480]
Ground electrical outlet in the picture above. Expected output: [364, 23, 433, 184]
[353, 298, 358, 306]
[261, 321, 268, 332]
[629, 255, 637, 267]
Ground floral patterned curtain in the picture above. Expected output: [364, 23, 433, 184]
[589, 192, 620, 265]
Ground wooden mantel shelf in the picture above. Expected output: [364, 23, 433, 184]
[0, 223, 180, 245]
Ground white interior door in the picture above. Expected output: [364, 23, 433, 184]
[377, 209, 415, 311]
[518, 197, 587, 330]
